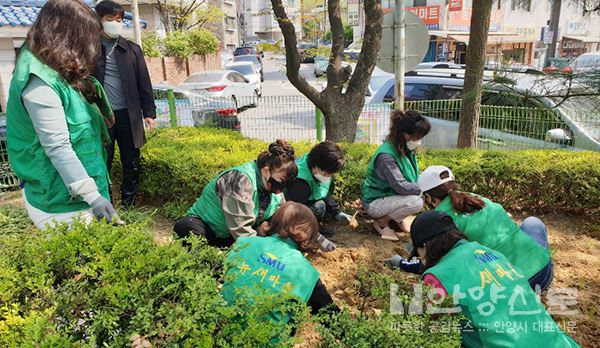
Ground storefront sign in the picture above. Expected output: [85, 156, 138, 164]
[406, 5, 440, 30]
[348, 0, 360, 26]
[449, 0, 462, 11]
[449, 9, 503, 32]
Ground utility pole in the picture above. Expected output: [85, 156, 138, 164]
[545, 0, 562, 66]
[393, 0, 405, 111]
[131, 0, 142, 47]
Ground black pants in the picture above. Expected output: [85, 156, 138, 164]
[173, 216, 235, 248]
[106, 109, 141, 207]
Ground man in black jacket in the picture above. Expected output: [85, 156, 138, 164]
[93, 0, 156, 207]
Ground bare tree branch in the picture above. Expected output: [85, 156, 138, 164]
[325, 0, 344, 89]
[344, 0, 382, 97]
[270, 0, 323, 106]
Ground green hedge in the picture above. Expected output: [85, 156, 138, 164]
[139, 127, 600, 219]
[0, 205, 462, 346]
[0, 206, 308, 347]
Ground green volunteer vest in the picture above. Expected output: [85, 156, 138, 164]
[6, 47, 110, 213]
[424, 241, 579, 348]
[436, 196, 550, 279]
[362, 141, 419, 203]
[221, 235, 320, 323]
[188, 161, 282, 239]
[295, 154, 331, 202]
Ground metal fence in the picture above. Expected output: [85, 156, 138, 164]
[155, 91, 597, 151]
[1, 92, 598, 191]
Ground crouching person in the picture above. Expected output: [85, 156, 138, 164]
[221, 202, 339, 336]
[408, 211, 580, 348]
[286, 141, 354, 236]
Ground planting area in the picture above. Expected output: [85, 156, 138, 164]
[1, 127, 599, 347]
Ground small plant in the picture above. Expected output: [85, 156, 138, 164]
[141, 31, 162, 58]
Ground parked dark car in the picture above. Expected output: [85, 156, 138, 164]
[297, 42, 317, 63]
[234, 46, 263, 63]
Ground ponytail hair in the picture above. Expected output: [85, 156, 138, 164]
[386, 110, 431, 154]
[425, 181, 486, 214]
[256, 139, 297, 181]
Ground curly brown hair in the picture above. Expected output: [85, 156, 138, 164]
[267, 202, 320, 252]
[26, 0, 103, 103]
[256, 139, 297, 182]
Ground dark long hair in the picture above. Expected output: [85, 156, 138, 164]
[268, 202, 320, 252]
[422, 230, 468, 270]
[386, 110, 431, 154]
[256, 139, 298, 181]
[26, 0, 103, 103]
[425, 181, 486, 214]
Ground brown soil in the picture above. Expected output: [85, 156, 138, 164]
[2, 191, 597, 347]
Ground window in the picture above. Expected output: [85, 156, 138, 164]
[228, 72, 247, 83]
[439, 86, 463, 100]
[511, 0, 531, 11]
[405, 83, 442, 101]
[414, 0, 427, 6]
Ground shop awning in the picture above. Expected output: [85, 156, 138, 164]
[563, 35, 600, 43]
[447, 33, 535, 45]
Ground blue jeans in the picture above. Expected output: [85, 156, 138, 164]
[520, 217, 553, 292]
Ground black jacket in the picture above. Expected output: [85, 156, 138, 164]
[93, 36, 156, 149]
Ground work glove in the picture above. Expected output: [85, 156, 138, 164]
[316, 233, 336, 252]
[383, 255, 422, 274]
[335, 212, 353, 225]
[90, 196, 119, 224]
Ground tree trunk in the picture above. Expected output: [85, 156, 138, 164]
[321, 94, 364, 142]
[546, 0, 562, 63]
[456, 0, 493, 148]
[271, 0, 381, 142]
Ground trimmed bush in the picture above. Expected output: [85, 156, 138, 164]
[139, 127, 600, 219]
[0, 206, 307, 346]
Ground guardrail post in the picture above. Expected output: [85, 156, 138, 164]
[315, 107, 323, 142]
[167, 88, 177, 128]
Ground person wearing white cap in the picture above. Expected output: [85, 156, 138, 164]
[414, 165, 553, 291]
[361, 110, 431, 241]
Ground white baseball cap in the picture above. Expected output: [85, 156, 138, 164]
[418, 166, 455, 193]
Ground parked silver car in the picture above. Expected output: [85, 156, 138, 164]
[364, 69, 600, 151]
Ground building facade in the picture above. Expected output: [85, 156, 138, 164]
[239, 0, 302, 43]
[352, 0, 600, 67]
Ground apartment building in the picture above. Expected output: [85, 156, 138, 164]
[239, 0, 301, 43]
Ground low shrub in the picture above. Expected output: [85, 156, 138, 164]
[138, 127, 600, 220]
[141, 31, 162, 58]
[0, 206, 307, 346]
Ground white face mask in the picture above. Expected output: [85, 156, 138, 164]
[313, 172, 332, 184]
[406, 139, 421, 151]
[102, 21, 122, 39]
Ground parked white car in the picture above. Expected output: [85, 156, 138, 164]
[225, 61, 262, 96]
[179, 70, 258, 109]
[572, 51, 600, 73]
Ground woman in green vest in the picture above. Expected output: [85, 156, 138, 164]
[417, 165, 553, 291]
[222, 202, 339, 334]
[362, 110, 431, 241]
[286, 141, 354, 236]
[6, 0, 118, 230]
[409, 211, 579, 348]
[174, 140, 296, 247]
